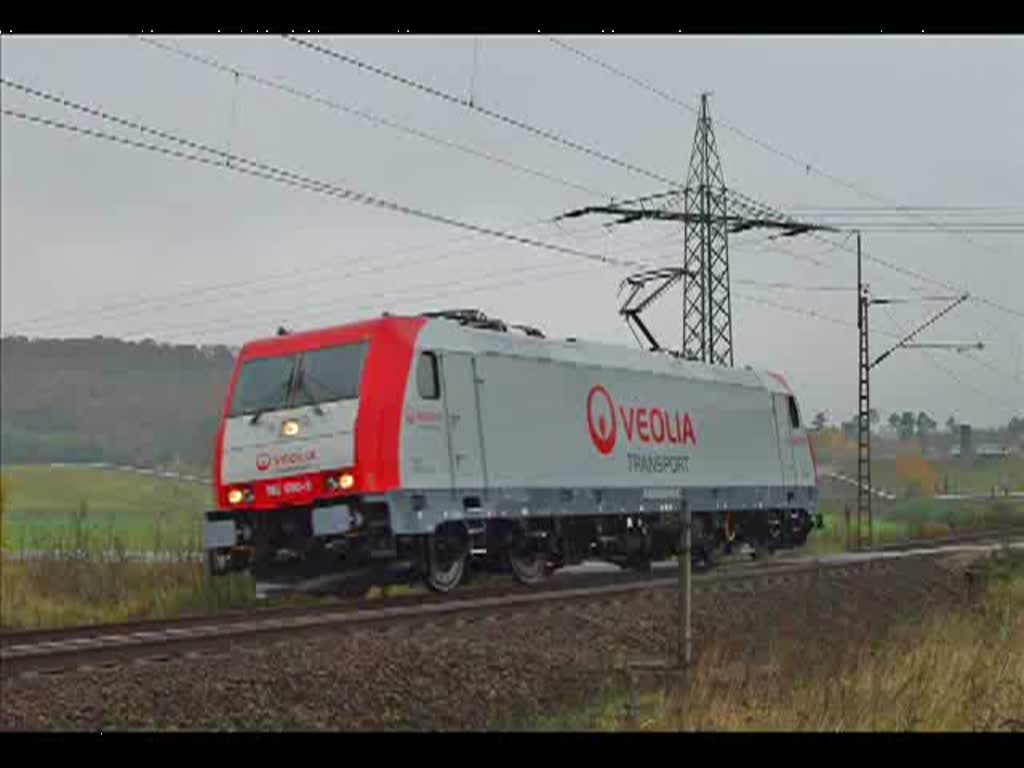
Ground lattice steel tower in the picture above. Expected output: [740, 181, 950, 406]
[682, 93, 732, 366]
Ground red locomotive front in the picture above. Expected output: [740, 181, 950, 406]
[204, 316, 425, 577]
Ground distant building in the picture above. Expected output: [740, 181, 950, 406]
[977, 444, 1011, 459]
[959, 424, 973, 459]
[954, 443, 1013, 460]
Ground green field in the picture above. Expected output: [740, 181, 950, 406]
[3, 459, 1020, 557]
[805, 497, 1023, 554]
[833, 456, 1024, 498]
[814, 454, 1024, 551]
[1, 465, 213, 553]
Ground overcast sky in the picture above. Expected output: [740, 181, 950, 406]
[2, 35, 1022, 428]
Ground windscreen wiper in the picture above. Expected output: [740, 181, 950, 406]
[249, 377, 294, 425]
[295, 370, 325, 416]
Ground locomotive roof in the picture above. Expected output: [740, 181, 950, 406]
[241, 315, 794, 397]
[417, 316, 791, 396]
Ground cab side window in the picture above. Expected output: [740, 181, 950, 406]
[788, 396, 801, 429]
[416, 352, 440, 400]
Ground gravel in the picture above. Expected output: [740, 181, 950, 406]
[0, 553, 986, 731]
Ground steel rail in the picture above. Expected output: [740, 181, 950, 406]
[4, 528, 1020, 678]
[3, 524, 1021, 650]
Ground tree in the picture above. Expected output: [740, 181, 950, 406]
[869, 408, 880, 426]
[917, 411, 937, 438]
[1008, 416, 1024, 437]
[946, 415, 959, 434]
[812, 411, 828, 431]
[889, 412, 902, 432]
[899, 411, 916, 441]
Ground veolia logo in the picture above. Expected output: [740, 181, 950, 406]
[587, 385, 617, 455]
[586, 384, 699, 457]
[256, 453, 272, 472]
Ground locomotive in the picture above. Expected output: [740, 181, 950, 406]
[204, 309, 820, 592]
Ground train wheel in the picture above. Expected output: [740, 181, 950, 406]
[506, 526, 552, 586]
[424, 527, 468, 593]
[508, 549, 551, 586]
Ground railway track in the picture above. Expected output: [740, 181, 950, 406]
[3, 526, 1021, 679]
[6, 523, 1020, 648]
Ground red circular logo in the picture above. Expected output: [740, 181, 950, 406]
[256, 453, 271, 472]
[587, 385, 617, 456]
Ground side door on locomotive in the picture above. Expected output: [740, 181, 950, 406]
[404, 347, 487, 503]
[772, 392, 800, 491]
[438, 350, 487, 498]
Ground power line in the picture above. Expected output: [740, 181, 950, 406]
[2, 90, 850, 342]
[281, 35, 680, 189]
[4, 57, 680, 331]
[879, 305, 1020, 411]
[731, 292, 902, 338]
[13, 223, 572, 335]
[733, 279, 854, 293]
[544, 38, 1024, 322]
[730, 189, 1024, 320]
[118, 223, 686, 340]
[11, 209, 649, 335]
[118, 256, 601, 340]
[5, 61, 1016, 414]
[10, 212, 554, 330]
[959, 350, 1023, 385]
[0, 86, 651, 273]
[22, 221, 678, 340]
[136, 36, 614, 200]
[784, 205, 1024, 213]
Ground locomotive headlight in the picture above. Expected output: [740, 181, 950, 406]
[281, 419, 300, 437]
[227, 488, 244, 505]
[326, 476, 339, 491]
[339, 472, 355, 490]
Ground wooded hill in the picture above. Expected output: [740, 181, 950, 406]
[1, 336, 235, 471]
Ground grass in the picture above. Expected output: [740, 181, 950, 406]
[0, 559, 259, 629]
[0, 466, 251, 629]
[804, 497, 1024, 555]
[0, 460, 1017, 631]
[538, 551, 1024, 731]
[0, 465, 210, 553]
[0, 467, 418, 629]
[832, 455, 1024, 498]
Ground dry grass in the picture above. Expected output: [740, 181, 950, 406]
[0, 558, 257, 629]
[549, 552, 1024, 732]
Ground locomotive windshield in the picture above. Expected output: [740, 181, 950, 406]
[228, 341, 369, 418]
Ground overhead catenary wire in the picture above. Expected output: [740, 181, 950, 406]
[0, 80, 639, 270]
[26, 222, 681, 340]
[117, 225, 693, 340]
[1, 92, 876, 344]
[2, 50, 1015, 428]
[729, 189, 1024, 320]
[135, 36, 614, 201]
[119, 255, 605, 340]
[11, 37, 685, 331]
[879, 305, 1020, 411]
[0, 87, 654, 275]
[732, 292, 900, 337]
[281, 35, 681, 190]
[11, 196, 662, 335]
[544, 37, 1024, 322]
[546, 38, 1021, 247]
[10, 212, 556, 330]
